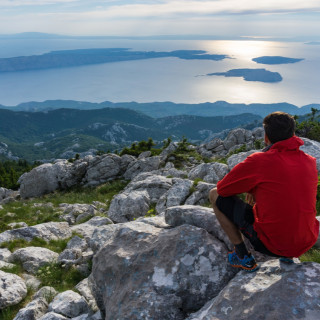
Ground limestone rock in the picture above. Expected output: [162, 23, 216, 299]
[0, 260, 16, 269]
[8, 222, 28, 229]
[21, 273, 41, 290]
[223, 128, 253, 151]
[0, 187, 15, 201]
[188, 163, 229, 184]
[156, 178, 193, 213]
[160, 142, 179, 160]
[123, 156, 162, 180]
[9, 247, 59, 274]
[108, 190, 150, 223]
[227, 150, 258, 170]
[33, 287, 58, 303]
[300, 137, 320, 170]
[58, 248, 82, 265]
[38, 312, 68, 320]
[13, 297, 48, 320]
[67, 236, 88, 251]
[84, 154, 122, 186]
[90, 224, 237, 319]
[0, 248, 11, 261]
[135, 216, 169, 228]
[0, 222, 72, 245]
[0, 270, 27, 309]
[48, 290, 90, 318]
[71, 217, 113, 239]
[165, 205, 232, 249]
[125, 174, 172, 202]
[185, 181, 216, 206]
[75, 278, 99, 312]
[187, 260, 320, 320]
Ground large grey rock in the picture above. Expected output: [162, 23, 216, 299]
[71, 216, 113, 239]
[185, 182, 216, 206]
[33, 286, 58, 303]
[223, 128, 253, 151]
[227, 150, 258, 170]
[67, 236, 88, 251]
[21, 273, 41, 291]
[59, 203, 98, 225]
[0, 222, 72, 245]
[135, 216, 169, 228]
[38, 312, 68, 320]
[84, 154, 122, 186]
[165, 205, 232, 249]
[9, 247, 59, 274]
[19, 160, 87, 198]
[108, 190, 150, 223]
[75, 278, 99, 312]
[188, 163, 229, 184]
[58, 248, 82, 265]
[156, 178, 193, 213]
[123, 156, 162, 180]
[160, 142, 179, 160]
[301, 137, 320, 170]
[0, 270, 27, 309]
[48, 290, 90, 318]
[187, 260, 320, 320]
[125, 174, 172, 202]
[90, 223, 237, 319]
[13, 297, 48, 320]
[0, 187, 15, 200]
[0, 248, 11, 261]
[205, 138, 223, 151]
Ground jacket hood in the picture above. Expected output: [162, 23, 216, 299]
[270, 135, 304, 151]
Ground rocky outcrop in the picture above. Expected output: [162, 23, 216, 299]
[90, 223, 237, 319]
[0, 222, 72, 245]
[188, 162, 228, 184]
[187, 260, 320, 320]
[0, 270, 27, 309]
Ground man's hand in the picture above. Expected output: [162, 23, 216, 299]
[246, 193, 255, 206]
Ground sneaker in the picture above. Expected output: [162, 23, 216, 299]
[228, 249, 259, 272]
[279, 257, 294, 264]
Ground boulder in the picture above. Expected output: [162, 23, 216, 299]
[75, 278, 99, 312]
[156, 178, 193, 213]
[9, 247, 59, 274]
[135, 216, 169, 229]
[83, 154, 122, 186]
[165, 205, 232, 249]
[0, 222, 72, 245]
[66, 236, 88, 252]
[21, 273, 41, 291]
[0, 270, 27, 309]
[123, 156, 162, 180]
[227, 150, 258, 170]
[300, 137, 320, 170]
[185, 182, 216, 206]
[0, 187, 15, 200]
[188, 163, 229, 184]
[18, 160, 87, 198]
[90, 224, 237, 319]
[160, 142, 179, 160]
[0, 248, 11, 261]
[125, 174, 172, 202]
[205, 138, 223, 151]
[13, 297, 48, 320]
[108, 190, 150, 223]
[32, 286, 58, 302]
[38, 312, 68, 320]
[71, 217, 113, 239]
[187, 260, 320, 320]
[48, 290, 90, 318]
[223, 128, 253, 151]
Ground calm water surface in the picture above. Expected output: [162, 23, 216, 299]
[0, 39, 319, 106]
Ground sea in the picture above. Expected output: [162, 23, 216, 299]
[0, 38, 319, 107]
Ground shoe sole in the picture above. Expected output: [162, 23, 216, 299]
[229, 263, 260, 272]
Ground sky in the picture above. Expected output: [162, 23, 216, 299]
[0, 0, 320, 39]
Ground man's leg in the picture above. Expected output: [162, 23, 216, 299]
[209, 187, 243, 245]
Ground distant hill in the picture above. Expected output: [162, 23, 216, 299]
[1, 100, 316, 118]
[0, 107, 261, 161]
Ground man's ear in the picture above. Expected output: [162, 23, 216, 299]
[264, 133, 272, 146]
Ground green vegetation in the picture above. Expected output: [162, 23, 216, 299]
[295, 108, 320, 142]
[300, 249, 320, 264]
[0, 179, 128, 232]
[145, 203, 157, 218]
[0, 159, 39, 189]
[37, 262, 85, 292]
[120, 138, 161, 157]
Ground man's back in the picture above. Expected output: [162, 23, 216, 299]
[217, 135, 319, 257]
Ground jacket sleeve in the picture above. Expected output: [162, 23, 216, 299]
[217, 153, 261, 197]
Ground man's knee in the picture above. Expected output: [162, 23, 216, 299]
[209, 187, 219, 206]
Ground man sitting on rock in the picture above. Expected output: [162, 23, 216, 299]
[209, 111, 319, 272]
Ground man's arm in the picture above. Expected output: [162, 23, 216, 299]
[217, 154, 261, 197]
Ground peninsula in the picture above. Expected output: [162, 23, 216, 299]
[252, 56, 304, 64]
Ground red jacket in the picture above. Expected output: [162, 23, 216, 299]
[217, 135, 319, 257]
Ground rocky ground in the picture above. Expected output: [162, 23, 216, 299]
[1, 127, 320, 320]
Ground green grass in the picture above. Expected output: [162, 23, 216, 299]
[37, 262, 85, 292]
[300, 249, 320, 264]
[0, 179, 128, 232]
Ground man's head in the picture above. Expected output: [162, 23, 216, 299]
[263, 111, 295, 144]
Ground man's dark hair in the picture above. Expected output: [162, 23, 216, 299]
[263, 111, 295, 143]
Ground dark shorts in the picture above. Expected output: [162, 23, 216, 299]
[216, 195, 280, 257]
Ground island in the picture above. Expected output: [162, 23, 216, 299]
[0, 48, 229, 73]
[252, 56, 304, 64]
[207, 68, 282, 83]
